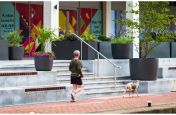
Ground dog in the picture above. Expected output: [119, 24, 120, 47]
[123, 80, 140, 97]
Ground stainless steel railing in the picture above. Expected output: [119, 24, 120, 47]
[72, 33, 121, 88]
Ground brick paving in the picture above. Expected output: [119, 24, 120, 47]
[0, 92, 176, 113]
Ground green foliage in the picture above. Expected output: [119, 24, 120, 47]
[58, 35, 65, 41]
[81, 34, 96, 41]
[112, 38, 133, 44]
[34, 26, 59, 53]
[118, 1, 176, 58]
[34, 51, 55, 57]
[98, 35, 111, 41]
[64, 34, 78, 41]
[7, 31, 23, 47]
[112, 31, 133, 44]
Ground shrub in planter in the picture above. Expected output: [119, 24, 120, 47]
[0, 36, 9, 60]
[142, 31, 173, 58]
[119, 1, 176, 80]
[52, 34, 80, 60]
[98, 35, 112, 58]
[7, 31, 24, 60]
[34, 26, 58, 71]
[111, 37, 133, 59]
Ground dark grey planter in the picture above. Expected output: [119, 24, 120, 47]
[111, 44, 132, 59]
[98, 41, 112, 59]
[9, 46, 24, 60]
[52, 40, 81, 60]
[82, 41, 98, 60]
[0, 40, 9, 60]
[130, 58, 158, 81]
[52, 40, 98, 60]
[34, 55, 53, 71]
[171, 42, 176, 58]
[146, 42, 170, 58]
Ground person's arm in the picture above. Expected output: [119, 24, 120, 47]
[80, 69, 83, 78]
[79, 61, 83, 78]
[69, 61, 72, 71]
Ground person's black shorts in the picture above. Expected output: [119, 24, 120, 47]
[71, 76, 82, 85]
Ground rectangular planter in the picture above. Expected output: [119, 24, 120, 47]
[52, 40, 98, 60]
[52, 40, 81, 60]
[82, 41, 98, 60]
[146, 42, 170, 58]
[98, 41, 112, 59]
[0, 40, 9, 60]
[171, 42, 176, 58]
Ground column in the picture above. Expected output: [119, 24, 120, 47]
[43, 1, 59, 52]
[126, 1, 139, 58]
[103, 1, 111, 37]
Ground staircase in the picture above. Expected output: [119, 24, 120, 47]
[0, 60, 73, 106]
[0, 60, 131, 106]
[56, 60, 130, 98]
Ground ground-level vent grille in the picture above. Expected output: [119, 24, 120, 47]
[0, 72, 37, 76]
[168, 67, 176, 70]
[25, 86, 66, 92]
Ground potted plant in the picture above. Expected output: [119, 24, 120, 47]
[111, 34, 133, 59]
[34, 26, 58, 71]
[144, 31, 173, 58]
[7, 31, 24, 60]
[119, 2, 176, 80]
[81, 34, 98, 60]
[170, 32, 176, 57]
[52, 33, 80, 60]
[98, 35, 112, 58]
[0, 35, 9, 60]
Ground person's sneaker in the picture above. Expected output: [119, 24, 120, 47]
[70, 100, 76, 102]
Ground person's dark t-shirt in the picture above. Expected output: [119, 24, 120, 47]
[69, 59, 83, 78]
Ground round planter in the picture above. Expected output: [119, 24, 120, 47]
[34, 55, 53, 71]
[9, 46, 24, 60]
[111, 44, 132, 59]
[130, 58, 158, 80]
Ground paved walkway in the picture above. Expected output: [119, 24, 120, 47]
[0, 92, 176, 114]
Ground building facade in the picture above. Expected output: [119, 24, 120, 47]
[1, 1, 176, 57]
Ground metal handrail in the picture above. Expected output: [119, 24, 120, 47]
[72, 33, 121, 88]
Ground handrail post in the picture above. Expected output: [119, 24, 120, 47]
[97, 53, 100, 77]
[114, 66, 117, 89]
[81, 41, 82, 60]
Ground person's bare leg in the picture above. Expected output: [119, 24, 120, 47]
[71, 84, 77, 101]
[74, 85, 83, 95]
[72, 84, 77, 95]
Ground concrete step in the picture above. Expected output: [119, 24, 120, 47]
[84, 86, 125, 94]
[56, 68, 87, 72]
[0, 60, 71, 71]
[84, 89, 124, 95]
[57, 76, 115, 85]
[84, 80, 119, 85]
[56, 68, 88, 74]
[84, 84, 125, 90]
[0, 84, 68, 107]
[57, 72, 94, 77]
[0, 71, 57, 87]
[57, 76, 114, 81]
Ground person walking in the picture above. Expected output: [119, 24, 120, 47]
[69, 50, 84, 102]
